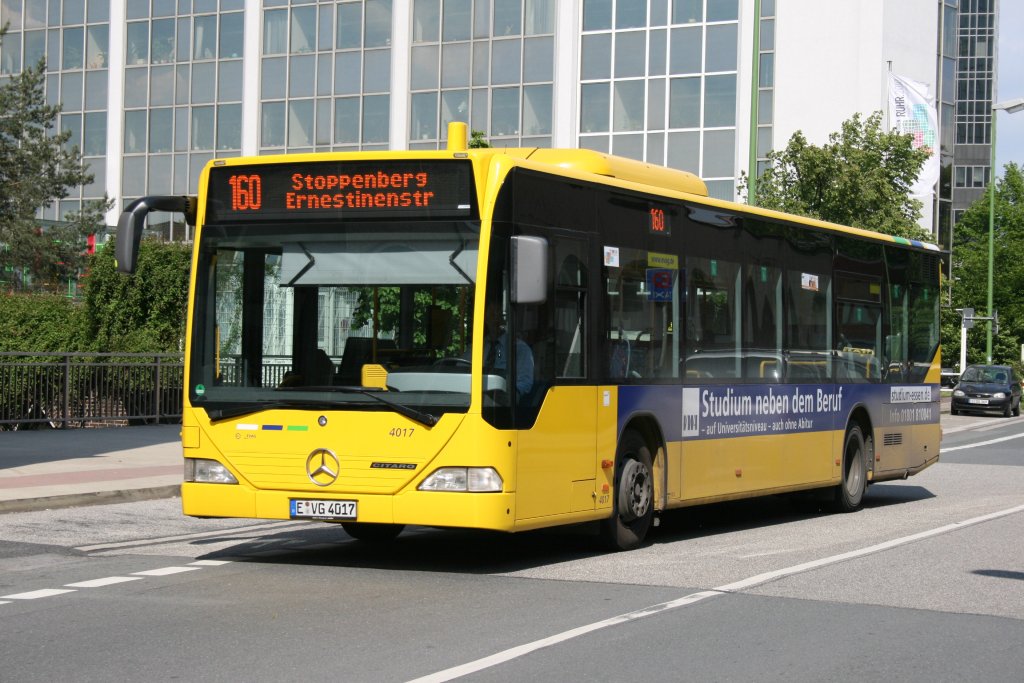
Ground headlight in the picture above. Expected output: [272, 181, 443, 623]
[418, 467, 503, 492]
[992, 392, 1006, 399]
[184, 458, 238, 484]
[953, 389, 965, 397]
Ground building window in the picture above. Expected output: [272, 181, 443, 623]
[954, 165, 990, 188]
[580, 0, 739, 188]
[408, 0, 553, 149]
[954, 0, 995, 146]
[261, 0, 393, 152]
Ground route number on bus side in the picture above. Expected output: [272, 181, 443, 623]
[649, 207, 668, 235]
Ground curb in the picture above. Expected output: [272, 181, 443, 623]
[0, 485, 181, 515]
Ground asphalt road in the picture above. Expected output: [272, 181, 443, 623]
[1, 414, 1022, 682]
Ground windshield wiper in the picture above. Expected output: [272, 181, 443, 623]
[276, 385, 439, 427]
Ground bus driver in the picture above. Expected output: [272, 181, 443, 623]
[469, 303, 534, 397]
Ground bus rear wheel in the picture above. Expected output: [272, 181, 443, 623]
[341, 522, 405, 542]
[833, 424, 869, 512]
[601, 429, 654, 551]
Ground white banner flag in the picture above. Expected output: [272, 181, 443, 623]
[888, 73, 940, 199]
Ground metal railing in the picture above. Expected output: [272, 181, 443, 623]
[216, 356, 295, 387]
[0, 352, 183, 429]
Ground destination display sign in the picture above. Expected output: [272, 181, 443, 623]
[205, 160, 475, 222]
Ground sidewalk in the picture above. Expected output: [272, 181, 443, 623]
[0, 424, 182, 514]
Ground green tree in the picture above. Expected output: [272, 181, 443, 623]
[468, 130, 491, 148]
[0, 27, 97, 291]
[740, 112, 931, 240]
[945, 163, 1024, 372]
[81, 239, 192, 353]
[29, 198, 113, 294]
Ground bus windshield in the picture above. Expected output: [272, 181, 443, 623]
[189, 220, 479, 418]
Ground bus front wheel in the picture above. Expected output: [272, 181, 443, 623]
[601, 430, 654, 551]
[833, 424, 869, 512]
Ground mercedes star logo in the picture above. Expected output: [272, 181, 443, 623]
[305, 448, 340, 486]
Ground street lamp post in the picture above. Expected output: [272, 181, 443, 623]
[986, 98, 1024, 363]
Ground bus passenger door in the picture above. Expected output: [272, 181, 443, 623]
[516, 237, 599, 520]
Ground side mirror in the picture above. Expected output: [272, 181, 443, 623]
[116, 195, 197, 274]
[510, 235, 548, 304]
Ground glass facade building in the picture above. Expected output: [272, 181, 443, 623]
[951, 0, 997, 225]
[935, 0, 958, 258]
[0, 0, 993, 243]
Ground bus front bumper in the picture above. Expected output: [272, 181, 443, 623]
[182, 482, 517, 532]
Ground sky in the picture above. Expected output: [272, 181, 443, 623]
[995, 1, 1024, 173]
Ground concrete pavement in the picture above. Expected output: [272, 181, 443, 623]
[0, 424, 182, 514]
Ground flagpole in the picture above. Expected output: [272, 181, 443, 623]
[885, 61, 893, 130]
[747, 0, 762, 206]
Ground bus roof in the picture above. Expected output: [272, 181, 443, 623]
[486, 147, 942, 255]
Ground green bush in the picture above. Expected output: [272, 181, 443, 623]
[0, 291, 86, 352]
[0, 239, 191, 354]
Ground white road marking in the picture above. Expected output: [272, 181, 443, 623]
[132, 566, 201, 576]
[406, 592, 723, 683]
[1, 563, 232, 609]
[975, 417, 1024, 432]
[65, 576, 143, 588]
[716, 503, 1024, 592]
[941, 432, 1024, 452]
[75, 520, 307, 552]
[407, 502, 1024, 683]
[1, 589, 77, 600]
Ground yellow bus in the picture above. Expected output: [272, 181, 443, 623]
[117, 122, 941, 550]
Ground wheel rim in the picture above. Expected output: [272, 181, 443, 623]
[844, 432, 864, 497]
[618, 458, 652, 521]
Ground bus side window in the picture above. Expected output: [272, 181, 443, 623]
[835, 301, 882, 382]
[553, 243, 588, 380]
[784, 270, 832, 382]
[685, 257, 741, 379]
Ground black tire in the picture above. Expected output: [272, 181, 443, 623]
[1014, 400, 1021, 417]
[341, 522, 405, 542]
[833, 424, 869, 512]
[1004, 402, 1013, 418]
[950, 407, 959, 416]
[600, 429, 655, 551]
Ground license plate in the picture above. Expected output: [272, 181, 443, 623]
[290, 499, 357, 520]
[968, 398, 989, 405]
